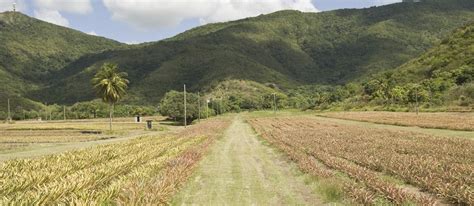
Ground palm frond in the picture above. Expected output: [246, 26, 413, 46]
[92, 63, 130, 104]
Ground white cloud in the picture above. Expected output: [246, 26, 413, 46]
[102, 0, 318, 30]
[0, 0, 27, 12]
[374, 0, 402, 6]
[33, 0, 93, 14]
[34, 9, 69, 26]
[102, 0, 215, 29]
[32, 0, 92, 27]
[201, 0, 317, 24]
[86, 30, 97, 35]
[125, 41, 139, 45]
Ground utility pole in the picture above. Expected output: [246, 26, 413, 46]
[184, 84, 187, 128]
[206, 99, 209, 119]
[415, 87, 419, 115]
[63, 105, 66, 121]
[7, 98, 11, 123]
[211, 99, 214, 116]
[198, 92, 201, 122]
[273, 93, 277, 114]
[218, 98, 221, 115]
[43, 102, 47, 121]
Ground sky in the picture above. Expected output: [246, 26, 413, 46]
[0, 0, 402, 44]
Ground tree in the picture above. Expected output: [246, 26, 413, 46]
[159, 90, 199, 124]
[453, 66, 474, 85]
[363, 78, 391, 102]
[389, 86, 408, 104]
[92, 63, 129, 131]
[407, 84, 429, 103]
[71, 101, 108, 119]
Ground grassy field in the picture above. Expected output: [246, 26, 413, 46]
[249, 116, 473, 205]
[0, 118, 230, 204]
[0, 111, 472, 205]
[0, 116, 165, 153]
[319, 112, 474, 131]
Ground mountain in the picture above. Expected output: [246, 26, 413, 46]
[382, 21, 474, 83]
[206, 21, 474, 111]
[34, 0, 474, 105]
[0, 12, 124, 110]
[363, 20, 474, 107]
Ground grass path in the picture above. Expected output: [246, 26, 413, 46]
[173, 116, 322, 205]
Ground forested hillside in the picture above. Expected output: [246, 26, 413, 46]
[357, 21, 474, 110]
[0, 12, 124, 111]
[160, 21, 474, 113]
[35, 0, 474, 105]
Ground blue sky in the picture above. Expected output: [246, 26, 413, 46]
[0, 0, 401, 44]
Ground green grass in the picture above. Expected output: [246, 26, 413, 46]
[147, 126, 168, 132]
[314, 178, 345, 203]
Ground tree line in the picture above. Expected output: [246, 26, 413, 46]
[3, 63, 473, 126]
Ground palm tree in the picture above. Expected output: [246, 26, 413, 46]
[92, 63, 129, 131]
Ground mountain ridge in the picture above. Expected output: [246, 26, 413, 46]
[1, 0, 474, 110]
[36, 0, 474, 105]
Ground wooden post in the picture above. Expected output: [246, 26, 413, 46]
[198, 92, 201, 122]
[211, 100, 214, 116]
[273, 93, 277, 114]
[109, 103, 113, 131]
[206, 100, 209, 119]
[7, 98, 11, 123]
[44, 102, 47, 121]
[415, 87, 419, 115]
[63, 105, 66, 121]
[184, 84, 187, 128]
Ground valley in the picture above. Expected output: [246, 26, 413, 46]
[0, 0, 473, 205]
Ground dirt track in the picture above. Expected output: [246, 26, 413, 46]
[173, 116, 322, 205]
